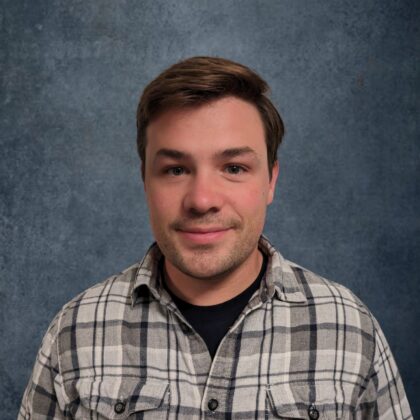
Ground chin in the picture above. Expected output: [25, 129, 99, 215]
[179, 267, 233, 281]
[174, 253, 244, 281]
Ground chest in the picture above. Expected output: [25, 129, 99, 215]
[58, 301, 372, 419]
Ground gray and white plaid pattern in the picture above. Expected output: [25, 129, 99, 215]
[19, 236, 412, 419]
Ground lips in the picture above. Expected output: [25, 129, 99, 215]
[180, 227, 228, 233]
[177, 227, 231, 244]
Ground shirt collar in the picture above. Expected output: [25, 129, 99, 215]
[258, 235, 307, 303]
[130, 235, 307, 306]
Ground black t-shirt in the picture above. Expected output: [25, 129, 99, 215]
[163, 252, 268, 359]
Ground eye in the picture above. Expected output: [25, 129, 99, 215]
[166, 166, 185, 176]
[225, 164, 246, 175]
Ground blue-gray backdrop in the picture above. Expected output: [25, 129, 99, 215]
[1, 1, 418, 418]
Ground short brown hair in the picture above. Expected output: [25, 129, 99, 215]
[136, 56, 284, 179]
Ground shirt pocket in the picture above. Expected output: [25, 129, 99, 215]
[266, 382, 344, 419]
[74, 378, 169, 419]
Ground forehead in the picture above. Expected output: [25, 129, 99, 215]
[146, 97, 267, 158]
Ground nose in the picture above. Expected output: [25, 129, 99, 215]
[182, 172, 224, 215]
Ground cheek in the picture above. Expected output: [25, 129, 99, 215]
[146, 188, 175, 222]
[232, 186, 268, 214]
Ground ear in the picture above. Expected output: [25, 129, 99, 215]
[267, 160, 279, 205]
[141, 162, 146, 191]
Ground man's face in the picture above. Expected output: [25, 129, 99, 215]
[144, 96, 279, 281]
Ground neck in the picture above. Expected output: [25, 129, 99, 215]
[164, 248, 263, 306]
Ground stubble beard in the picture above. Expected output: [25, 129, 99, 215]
[155, 219, 262, 282]
[165, 241, 255, 281]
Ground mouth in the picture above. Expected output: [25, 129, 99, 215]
[176, 227, 231, 244]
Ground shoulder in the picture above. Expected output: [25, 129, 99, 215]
[280, 259, 377, 339]
[275, 259, 380, 381]
[286, 259, 372, 313]
[48, 262, 141, 338]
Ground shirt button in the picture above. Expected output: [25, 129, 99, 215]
[308, 403, 319, 420]
[207, 398, 219, 411]
[114, 401, 126, 414]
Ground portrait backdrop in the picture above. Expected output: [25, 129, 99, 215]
[1, 1, 418, 417]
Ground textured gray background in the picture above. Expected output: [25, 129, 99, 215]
[1, 0, 418, 417]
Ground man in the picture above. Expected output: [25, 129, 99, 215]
[19, 57, 412, 419]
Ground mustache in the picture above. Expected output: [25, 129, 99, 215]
[170, 217, 241, 231]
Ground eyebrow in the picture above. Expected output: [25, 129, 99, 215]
[154, 147, 259, 161]
[218, 147, 258, 159]
[154, 148, 187, 160]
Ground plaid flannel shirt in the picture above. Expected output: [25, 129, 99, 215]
[19, 236, 412, 419]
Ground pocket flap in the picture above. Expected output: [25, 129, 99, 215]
[267, 383, 304, 419]
[77, 378, 168, 418]
[267, 382, 337, 419]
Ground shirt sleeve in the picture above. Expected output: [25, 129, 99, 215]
[355, 315, 412, 419]
[18, 312, 67, 419]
